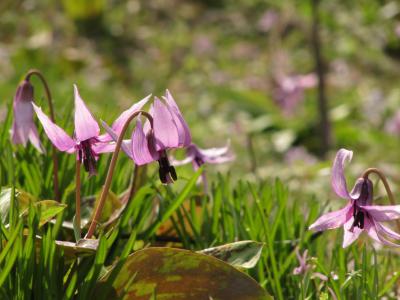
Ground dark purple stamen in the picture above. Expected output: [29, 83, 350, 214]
[158, 152, 177, 184]
[352, 205, 365, 229]
[78, 140, 97, 176]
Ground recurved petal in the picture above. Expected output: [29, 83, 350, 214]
[101, 120, 133, 158]
[163, 90, 191, 147]
[73, 85, 100, 142]
[132, 118, 158, 165]
[153, 97, 179, 150]
[367, 219, 400, 247]
[309, 203, 352, 232]
[170, 154, 195, 166]
[362, 205, 400, 221]
[105, 94, 151, 140]
[331, 148, 353, 200]
[32, 103, 75, 152]
[342, 218, 363, 248]
[375, 222, 400, 241]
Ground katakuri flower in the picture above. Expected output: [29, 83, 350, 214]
[309, 148, 400, 248]
[11, 79, 44, 152]
[171, 142, 234, 171]
[102, 90, 191, 184]
[32, 85, 114, 176]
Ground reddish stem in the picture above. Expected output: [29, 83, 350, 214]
[85, 111, 153, 238]
[26, 69, 61, 201]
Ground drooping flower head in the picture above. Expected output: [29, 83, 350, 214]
[103, 90, 191, 184]
[11, 78, 44, 152]
[309, 149, 400, 248]
[32, 85, 117, 176]
[171, 142, 234, 171]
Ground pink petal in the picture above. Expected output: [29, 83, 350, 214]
[170, 154, 195, 166]
[32, 103, 76, 152]
[131, 118, 159, 165]
[101, 121, 133, 158]
[92, 142, 117, 154]
[331, 148, 353, 199]
[375, 222, 400, 240]
[163, 90, 191, 147]
[153, 97, 179, 150]
[28, 126, 45, 153]
[12, 97, 35, 146]
[367, 219, 400, 247]
[73, 85, 100, 142]
[309, 203, 352, 232]
[362, 205, 400, 221]
[98, 94, 151, 142]
[342, 217, 363, 248]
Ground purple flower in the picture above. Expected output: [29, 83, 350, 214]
[309, 149, 400, 248]
[293, 249, 328, 281]
[385, 110, 400, 136]
[32, 85, 112, 176]
[11, 79, 44, 152]
[273, 73, 317, 115]
[171, 142, 234, 171]
[102, 90, 191, 184]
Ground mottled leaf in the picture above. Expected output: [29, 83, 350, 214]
[55, 238, 98, 258]
[198, 240, 264, 269]
[97, 247, 271, 300]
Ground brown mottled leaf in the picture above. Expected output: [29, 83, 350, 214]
[55, 238, 98, 258]
[198, 240, 264, 269]
[97, 247, 272, 300]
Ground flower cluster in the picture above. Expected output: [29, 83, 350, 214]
[12, 76, 233, 184]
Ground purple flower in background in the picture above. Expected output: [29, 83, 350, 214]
[385, 110, 400, 136]
[11, 79, 44, 152]
[32, 85, 112, 176]
[293, 249, 328, 281]
[273, 73, 317, 115]
[103, 90, 191, 184]
[309, 149, 400, 248]
[257, 10, 278, 32]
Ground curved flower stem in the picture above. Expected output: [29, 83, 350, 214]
[25, 69, 60, 201]
[75, 159, 81, 240]
[85, 111, 153, 238]
[362, 168, 400, 230]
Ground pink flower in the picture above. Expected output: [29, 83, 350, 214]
[32, 85, 113, 176]
[273, 73, 317, 115]
[171, 142, 234, 170]
[309, 149, 400, 248]
[11, 79, 44, 152]
[103, 90, 191, 184]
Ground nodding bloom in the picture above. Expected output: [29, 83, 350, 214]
[273, 73, 317, 115]
[309, 149, 400, 248]
[171, 142, 234, 170]
[293, 249, 327, 280]
[102, 90, 191, 184]
[171, 142, 234, 189]
[32, 85, 113, 176]
[11, 79, 44, 152]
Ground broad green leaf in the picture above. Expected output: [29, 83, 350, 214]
[198, 240, 264, 269]
[97, 247, 272, 300]
[0, 188, 36, 223]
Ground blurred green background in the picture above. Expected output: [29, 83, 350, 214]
[1, 0, 400, 202]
